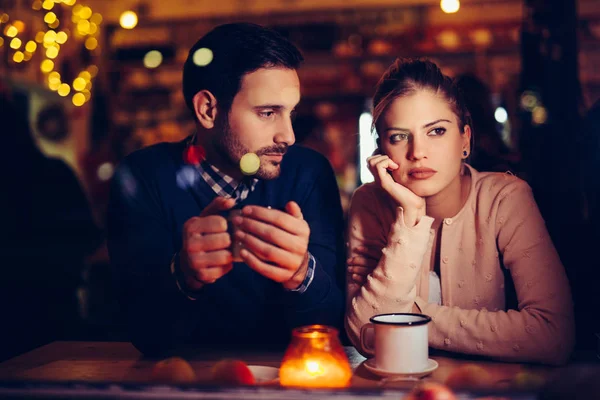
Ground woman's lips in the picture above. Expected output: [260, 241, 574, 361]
[408, 168, 437, 180]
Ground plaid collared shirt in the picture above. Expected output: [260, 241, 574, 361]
[171, 158, 316, 299]
[196, 160, 258, 202]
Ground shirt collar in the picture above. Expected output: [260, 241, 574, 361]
[196, 159, 259, 201]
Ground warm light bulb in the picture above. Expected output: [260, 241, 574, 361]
[72, 92, 86, 106]
[119, 11, 138, 29]
[48, 81, 60, 91]
[5, 25, 18, 38]
[13, 20, 26, 32]
[42, 0, 54, 10]
[90, 13, 103, 25]
[73, 77, 86, 91]
[44, 30, 57, 43]
[41, 59, 54, 72]
[80, 6, 92, 19]
[13, 51, 25, 63]
[46, 45, 59, 59]
[77, 19, 90, 34]
[44, 12, 57, 24]
[89, 22, 98, 35]
[85, 37, 97, 50]
[25, 41, 37, 52]
[49, 71, 61, 80]
[10, 37, 22, 50]
[440, 0, 460, 13]
[58, 83, 71, 97]
[56, 31, 68, 44]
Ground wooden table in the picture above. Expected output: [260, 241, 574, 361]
[0, 341, 590, 399]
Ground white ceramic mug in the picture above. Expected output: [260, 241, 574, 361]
[360, 313, 431, 373]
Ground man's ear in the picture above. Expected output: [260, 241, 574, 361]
[192, 90, 218, 129]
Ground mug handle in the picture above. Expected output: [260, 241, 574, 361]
[360, 323, 375, 356]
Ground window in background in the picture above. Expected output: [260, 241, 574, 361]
[358, 108, 375, 185]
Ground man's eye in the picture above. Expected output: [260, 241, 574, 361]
[259, 111, 275, 118]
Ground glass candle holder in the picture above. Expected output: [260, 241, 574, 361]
[279, 325, 352, 388]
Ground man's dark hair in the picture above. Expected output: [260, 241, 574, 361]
[182, 22, 303, 114]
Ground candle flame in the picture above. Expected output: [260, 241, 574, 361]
[305, 360, 323, 376]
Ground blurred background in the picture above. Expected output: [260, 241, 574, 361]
[1, 0, 599, 361]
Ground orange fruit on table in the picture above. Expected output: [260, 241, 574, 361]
[405, 382, 458, 400]
[210, 359, 255, 385]
[150, 357, 197, 384]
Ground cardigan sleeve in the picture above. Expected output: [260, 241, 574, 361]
[415, 180, 575, 365]
[344, 185, 434, 354]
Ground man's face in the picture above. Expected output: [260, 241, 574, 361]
[215, 67, 300, 180]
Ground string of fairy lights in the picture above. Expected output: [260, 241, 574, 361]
[1, 0, 101, 107]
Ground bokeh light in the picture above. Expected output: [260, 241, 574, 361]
[72, 92, 86, 106]
[58, 83, 71, 97]
[119, 11, 138, 30]
[41, 59, 54, 72]
[193, 48, 214, 67]
[494, 107, 508, 124]
[13, 51, 24, 63]
[97, 163, 115, 181]
[440, 0, 460, 13]
[10, 37, 22, 49]
[73, 77, 86, 91]
[143, 50, 163, 69]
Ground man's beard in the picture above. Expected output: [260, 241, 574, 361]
[214, 119, 288, 180]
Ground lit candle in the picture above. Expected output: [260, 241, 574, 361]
[280, 325, 352, 388]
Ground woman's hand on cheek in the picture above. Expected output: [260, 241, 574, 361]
[367, 155, 425, 226]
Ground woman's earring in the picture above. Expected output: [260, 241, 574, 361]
[463, 150, 468, 158]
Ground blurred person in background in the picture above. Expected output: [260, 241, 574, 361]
[0, 81, 103, 361]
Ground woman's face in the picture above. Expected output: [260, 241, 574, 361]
[378, 89, 471, 198]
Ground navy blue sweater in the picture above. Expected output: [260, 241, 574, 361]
[107, 140, 346, 355]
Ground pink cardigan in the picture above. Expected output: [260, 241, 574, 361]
[345, 165, 575, 365]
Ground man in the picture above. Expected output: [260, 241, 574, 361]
[107, 23, 345, 355]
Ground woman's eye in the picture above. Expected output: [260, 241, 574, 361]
[429, 127, 446, 136]
[390, 133, 409, 143]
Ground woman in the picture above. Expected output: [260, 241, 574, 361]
[345, 59, 574, 365]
